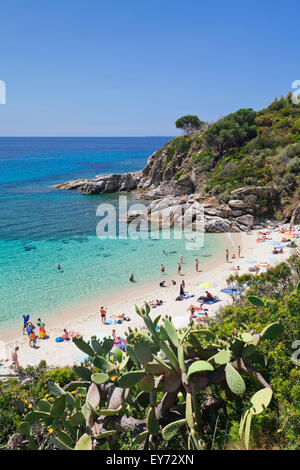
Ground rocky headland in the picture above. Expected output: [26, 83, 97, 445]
[53, 95, 300, 231]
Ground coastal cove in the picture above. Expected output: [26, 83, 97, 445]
[0, 137, 226, 338]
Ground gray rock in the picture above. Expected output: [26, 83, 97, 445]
[235, 214, 255, 227]
[291, 205, 300, 224]
[205, 217, 232, 233]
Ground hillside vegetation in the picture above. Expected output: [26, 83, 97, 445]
[1, 256, 299, 451]
[145, 93, 300, 219]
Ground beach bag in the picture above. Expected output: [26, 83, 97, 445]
[29, 333, 35, 339]
[55, 337, 63, 342]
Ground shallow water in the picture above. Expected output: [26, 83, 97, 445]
[0, 137, 224, 331]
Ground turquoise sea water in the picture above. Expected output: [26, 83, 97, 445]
[0, 137, 225, 332]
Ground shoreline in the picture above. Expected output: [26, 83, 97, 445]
[1, 228, 293, 369]
[1, 232, 229, 343]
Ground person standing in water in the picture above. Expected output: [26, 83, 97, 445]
[195, 259, 199, 272]
[130, 273, 135, 282]
[161, 264, 165, 273]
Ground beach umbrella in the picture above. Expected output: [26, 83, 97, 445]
[198, 282, 212, 289]
[257, 261, 271, 268]
[172, 316, 190, 330]
[269, 241, 281, 246]
[220, 287, 243, 295]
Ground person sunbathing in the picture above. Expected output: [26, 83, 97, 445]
[111, 313, 125, 319]
[61, 329, 69, 341]
[187, 304, 201, 312]
[195, 312, 209, 324]
[230, 265, 240, 271]
[249, 265, 260, 273]
[159, 281, 166, 287]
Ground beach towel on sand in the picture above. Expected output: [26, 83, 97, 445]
[198, 297, 220, 304]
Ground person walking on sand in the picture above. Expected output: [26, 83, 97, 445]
[100, 306, 107, 324]
[226, 249, 229, 263]
[12, 347, 19, 371]
[238, 245, 241, 258]
[195, 259, 199, 272]
[26, 322, 36, 348]
[177, 263, 182, 275]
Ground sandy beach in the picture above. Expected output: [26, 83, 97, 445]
[1, 227, 295, 370]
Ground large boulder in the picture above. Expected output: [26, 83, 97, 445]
[291, 205, 300, 224]
[229, 186, 279, 215]
[204, 217, 233, 233]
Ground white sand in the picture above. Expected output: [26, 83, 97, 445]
[1, 228, 295, 370]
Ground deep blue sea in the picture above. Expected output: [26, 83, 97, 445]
[0, 137, 224, 333]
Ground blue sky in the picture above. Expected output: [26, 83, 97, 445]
[0, 0, 299, 136]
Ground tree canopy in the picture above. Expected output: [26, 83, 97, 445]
[175, 115, 205, 135]
[204, 108, 257, 155]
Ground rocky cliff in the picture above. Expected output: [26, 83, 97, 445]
[54, 94, 300, 228]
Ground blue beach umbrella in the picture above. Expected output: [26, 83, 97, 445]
[220, 286, 244, 295]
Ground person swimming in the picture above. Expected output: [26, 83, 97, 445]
[130, 273, 135, 282]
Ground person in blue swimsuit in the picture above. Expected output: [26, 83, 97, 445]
[23, 314, 30, 335]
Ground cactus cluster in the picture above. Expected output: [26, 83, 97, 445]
[17, 303, 283, 450]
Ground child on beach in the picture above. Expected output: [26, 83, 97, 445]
[26, 322, 36, 348]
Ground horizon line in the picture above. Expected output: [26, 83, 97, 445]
[0, 135, 176, 138]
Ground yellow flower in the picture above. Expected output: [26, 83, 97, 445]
[44, 394, 49, 398]
[48, 428, 54, 434]
[77, 393, 82, 398]
[111, 376, 116, 382]
[71, 391, 76, 394]
[24, 399, 28, 404]
[134, 333, 138, 337]
[28, 404, 32, 409]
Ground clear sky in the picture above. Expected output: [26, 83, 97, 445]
[0, 0, 299, 136]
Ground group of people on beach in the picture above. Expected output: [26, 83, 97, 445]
[225, 246, 241, 263]
[22, 314, 69, 349]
